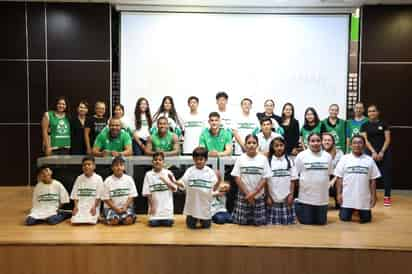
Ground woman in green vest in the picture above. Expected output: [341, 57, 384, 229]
[321, 104, 347, 152]
[300, 107, 322, 149]
[41, 97, 71, 156]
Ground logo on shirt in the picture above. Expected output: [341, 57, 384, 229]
[240, 166, 263, 175]
[347, 166, 369, 175]
[188, 179, 212, 189]
[272, 169, 290, 177]
[38, 193, 59, 202]
[304, 162, 329, 170]
[110, 188, 130, 198]
[149, 183, 169, 192]
[78, 188, 97, 197]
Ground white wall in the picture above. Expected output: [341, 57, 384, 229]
[121, 12, 349, 125]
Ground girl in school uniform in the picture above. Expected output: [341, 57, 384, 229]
[294, 133, 332, 225]
[300, 107, 322, 150]
[266, 137, 297, 225]
[41, 97, 71, 156]
[231, 134, 272, 226]
[132, 97, 153, 155]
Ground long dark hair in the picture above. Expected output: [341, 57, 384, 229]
[303, 107, 320, 128]
[281, 102, 295, 123]
[54, 96, 69, 113]
[154, 96, 182, 129]
[134, 97, 152, 130]
[268, 137, 291, 170]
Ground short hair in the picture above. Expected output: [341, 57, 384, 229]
[260, 116, 272, 125]
[108, 117, 121, 125]
[351, 134, 366, 144]
[153, 151, 165, 160]
[82, 155, 95, 164]
[329, 104, 339, 110]
[216, 91, 228, 100]
[95, 101, 106, 107]
[209, 112, 220, 119]
[37, 165, 51, 176]
[187, 96, 199, 104]
[113, 103, 124, 113]
[157, 116, 168, 124]
[241, 98, 253, 105]
[111, 156, 125, 166]
[192, 147, 208, 160]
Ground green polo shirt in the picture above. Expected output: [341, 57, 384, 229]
[93, 129, 132, 152]
[199, 128, 232, 152]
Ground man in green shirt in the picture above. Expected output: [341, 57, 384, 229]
[199, 112, 233, 157]
[93, 118, 133, 157]
[145, 116, 180, 156]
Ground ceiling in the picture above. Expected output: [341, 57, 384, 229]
[8, 0, 412, 7]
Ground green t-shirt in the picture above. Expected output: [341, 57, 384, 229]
[300, 122, 322, 146]
[48, 111, 70, 149]
[346, 117, 368, 152]
[199, 128, 233, 152]
[321, 118, 346, 151]
[93, 129, 132, 152]
[151, 130, 174, 152]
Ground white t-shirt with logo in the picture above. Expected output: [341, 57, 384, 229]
[130, 113, 151, 141]
[217, 109, 234, 131]
[182, 112, 206, 154]
[294, 149, 332, 206]
[334, 153, 381, 210]
[257, 131, 283, 153]
[233, 113, 260, 155]
[142, 168, 176, 220]
[268, 156, 298, 202]
[231, 153, 272, 198]
[70, 173, 104, 224]
[102, 174, 138, 209]
[29, 180, 70, 219]
[181, 166, 218, 220]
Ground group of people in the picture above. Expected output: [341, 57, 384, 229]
[33, 91, 392, 227]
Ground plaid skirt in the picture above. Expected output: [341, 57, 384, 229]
[266, 201, 296, 225]
[231, 191, 266, 226]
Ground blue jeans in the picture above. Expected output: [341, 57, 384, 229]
[295, 202, 328, 225]
[133, 138, 146, 156]
[25, 212, 70, 225]
[186, 215, 211, 229]
[339, 207, 372, 223]
[149, 219, 174, 227]
[212, 212, 232, 224]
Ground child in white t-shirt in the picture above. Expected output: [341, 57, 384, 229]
[266, 137, 297, 225]
[335, 135, 381, 223]
[231, 134, 272, 226]
[142, 152, 178, 227]
[211, 172, 232, 224]
[26, 166, 70, 225]
[102, 156, 138, 225]
[294, 133, 332, 225]
[176, 147, 219, 229]
[71, 156, 104, 224]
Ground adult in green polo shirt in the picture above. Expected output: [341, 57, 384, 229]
[199, 112, 233, 157]
[93, 118, 132, 157]
[145, 116, 180, 156]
